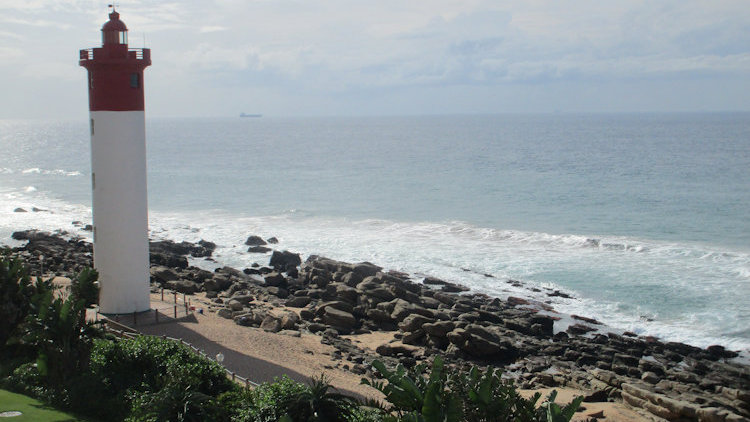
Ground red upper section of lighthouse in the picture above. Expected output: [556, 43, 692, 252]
[80, 9, 151, 111]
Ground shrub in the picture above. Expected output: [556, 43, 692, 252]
[363, 358, 583, 422]
[279, 374, 358, 422]
[0, 256, 34, 349]
[219, 375, 308, 422]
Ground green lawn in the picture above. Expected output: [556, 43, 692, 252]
[0, 389, 88, 421]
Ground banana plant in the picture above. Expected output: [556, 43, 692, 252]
[362, 356, 462, 422]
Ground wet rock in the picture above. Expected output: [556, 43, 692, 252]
[266, 237, 279, 244]
[245, 235, 267, 246]
[248, 246, 272, 253]
[567, 323, 597, 335]
[352, 262, 381, 277]
[13, 208, 27, 213]
[270, 250, 301, 270]
[264, 272, 287, 288]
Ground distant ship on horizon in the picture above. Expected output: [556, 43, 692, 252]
[240, 113, 262, 118]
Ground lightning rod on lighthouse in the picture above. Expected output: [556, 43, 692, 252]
[80, 7, 151, 314]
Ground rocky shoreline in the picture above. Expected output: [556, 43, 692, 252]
[5, 229, 750, 422]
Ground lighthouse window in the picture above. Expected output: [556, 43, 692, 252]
[119, 31, 128, 45]
[130, 73, 139, 88]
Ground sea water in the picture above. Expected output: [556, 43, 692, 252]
[1, 113, 749, 351]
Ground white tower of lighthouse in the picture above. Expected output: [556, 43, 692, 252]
[79, 8, 151, 314]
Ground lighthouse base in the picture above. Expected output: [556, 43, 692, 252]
[90, 110, 150, 314]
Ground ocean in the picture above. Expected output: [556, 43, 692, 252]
[1, 113, 749, 352]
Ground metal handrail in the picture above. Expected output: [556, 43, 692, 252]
[78, 47, 148, 61]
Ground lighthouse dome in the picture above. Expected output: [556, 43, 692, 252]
[101, 10, 128, 45]
[102, 11, 128, 31]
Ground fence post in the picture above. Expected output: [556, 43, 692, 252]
[174, 305, 177, 318]
[154, 309, 159, 324]
[161, 288, 164, 301]
[174, 292, 177, 303]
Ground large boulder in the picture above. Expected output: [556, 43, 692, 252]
[323, 307, 357, 329]
[264, 272, 288, 288]
[166, 279, 197, 294]
[260, 315, 282, 333]
[150, 266, 179, 284]
[245, 235, 267, 246]
[399, 314, 434, 332]
[270, 250, 301, 270]
[285, 296, 312, 307]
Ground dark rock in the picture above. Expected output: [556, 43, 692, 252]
[150, 266, 179, 284]
[423, 321, 456, 338]
[399, 314, 434, 332]
[286, 296, 312, 307]
[323, 307, 357, 329]
[441, 283, 470, 293]
[266, 237, 279, 244]
[352, 262, 382, 277]
[270, 250, 301, 270]
[567, 323, 597, 335]
[423, 276, 448, 286]
[707, 345, 739, 359]
[13, 208, 27, 213]
[264, 272, 287, 288]
[245, 235, 267, 246]
[341, 272, 364, 287]
[166, 279, 197, 294]
[300, 309, 315, 321]
[266, 286, 289, 299]
[248, 246, 272, 253]
[572, 314, 602, 325]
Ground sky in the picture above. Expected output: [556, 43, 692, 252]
[0, 0, 749, 119]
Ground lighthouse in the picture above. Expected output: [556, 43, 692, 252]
[79, 8, 151, 314]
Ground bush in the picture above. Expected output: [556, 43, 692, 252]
[219, 375, 308, 422]
[362, 358, 583, 422]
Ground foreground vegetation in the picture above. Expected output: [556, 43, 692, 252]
[0, 388, 93, 422]
[1, 253, 582, 421]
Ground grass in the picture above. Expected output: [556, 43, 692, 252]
[0, 389, 89, 422]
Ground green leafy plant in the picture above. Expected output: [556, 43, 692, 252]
[22, 287, 99, 387]
[363, 358, 583, 422]
[453, 365, 542, 422]
[543, 390, 583, 422]
[0, 257, 35, 349]
[70, 267, 99, 308]
[362, 357, 462, 422]
[280, 374, 358, 422]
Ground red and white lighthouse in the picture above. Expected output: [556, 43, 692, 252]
[80, 8, 151, 314]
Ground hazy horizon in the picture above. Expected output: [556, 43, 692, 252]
[1, 1, 749, 119]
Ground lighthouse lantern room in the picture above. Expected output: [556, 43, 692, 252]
[80, 7, 151, 314]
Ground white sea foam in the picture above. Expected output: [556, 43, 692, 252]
[19, 167, 82, 176]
